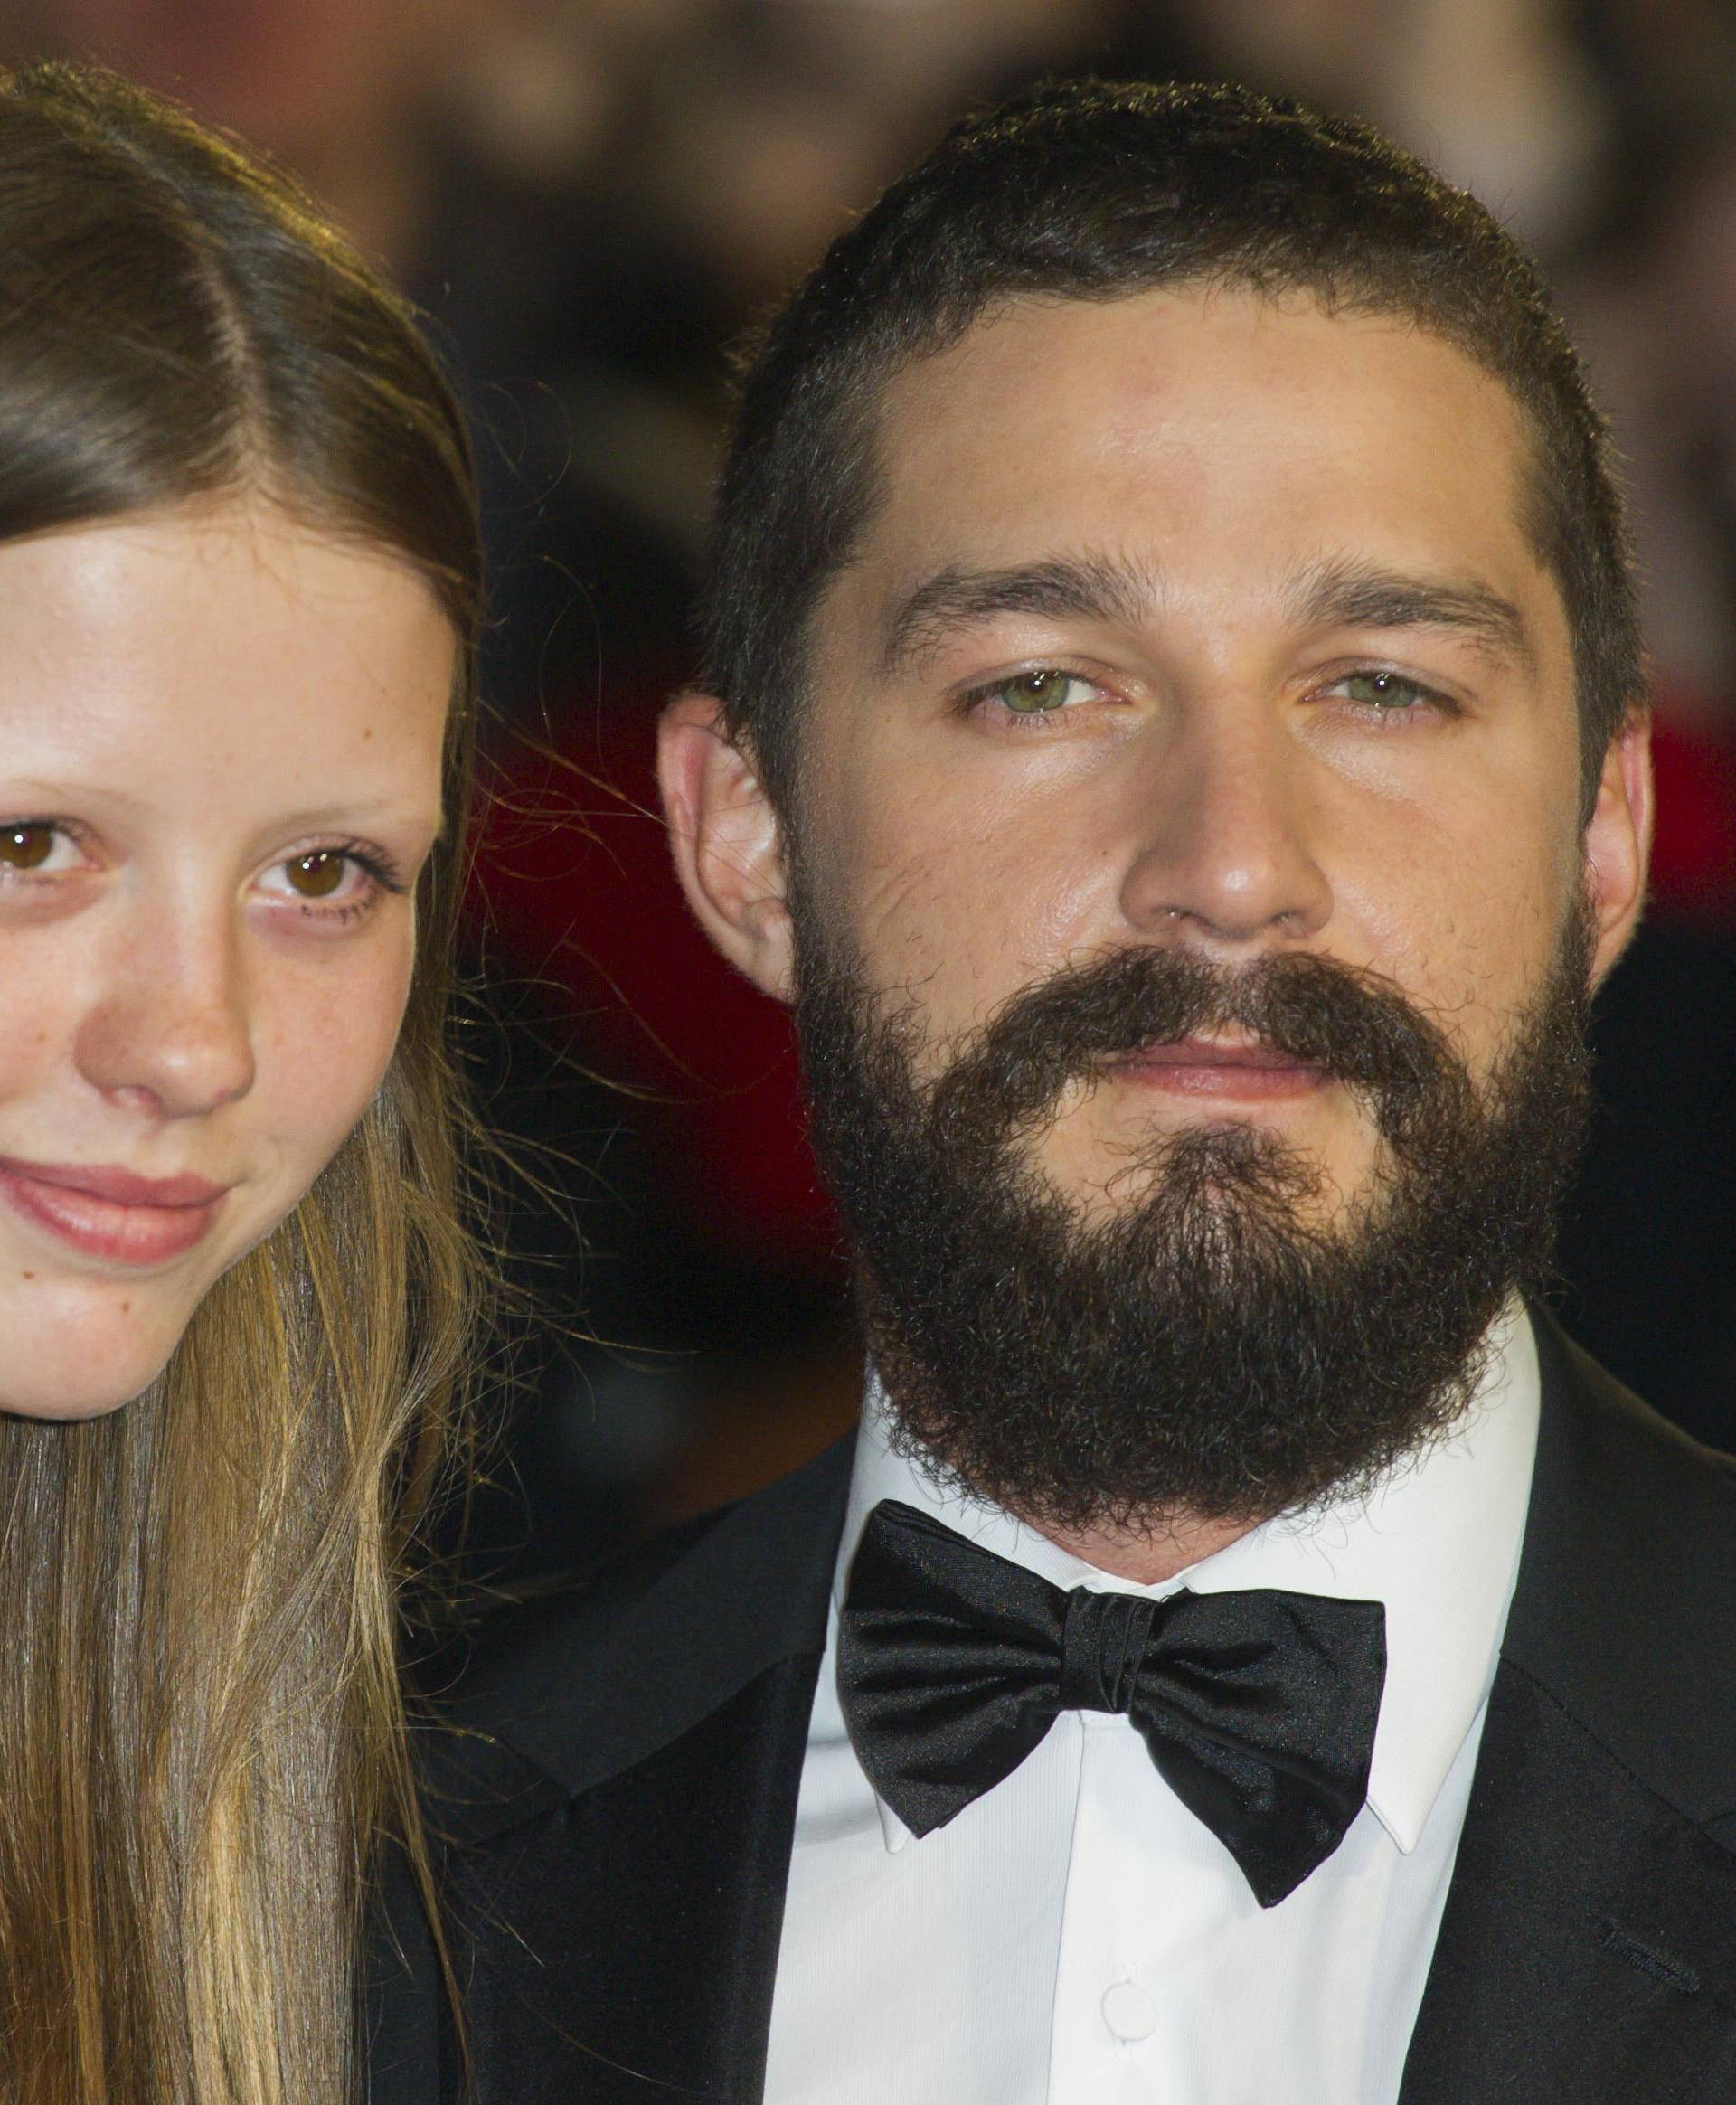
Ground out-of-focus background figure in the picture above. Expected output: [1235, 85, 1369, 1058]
[9, 0, 1731, 1575]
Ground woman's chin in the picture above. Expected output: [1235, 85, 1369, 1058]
[0, 1379, 155, 1422]
[0, 1268, 201, 1420]
[0, 1335, 173, 1422]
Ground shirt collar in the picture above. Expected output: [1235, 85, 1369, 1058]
[834, 1298, 1540, 1857]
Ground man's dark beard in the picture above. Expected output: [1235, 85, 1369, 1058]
[793, 902, 1596, 1535]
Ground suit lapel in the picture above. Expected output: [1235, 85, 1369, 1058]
[1399, 1660, 1736, 2101]
[1401, 1315, 1736, 2100]
[449, 1654, 823, 2103]
[382, 1439, 854, 2104]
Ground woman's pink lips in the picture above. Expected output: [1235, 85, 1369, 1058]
[1109, 1037, 1330, 1101]
[0, 1157, 228, 1266]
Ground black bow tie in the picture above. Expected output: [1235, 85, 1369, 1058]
[837, 1499, 1387, 1908]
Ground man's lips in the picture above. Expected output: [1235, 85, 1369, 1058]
[1107, 1036, 1331, 1101]
[0, 1156, 231, 1266]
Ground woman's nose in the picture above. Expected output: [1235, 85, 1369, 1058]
[73, 914, 256, 1119]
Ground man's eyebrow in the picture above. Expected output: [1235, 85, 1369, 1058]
[1288, 556, 1536, 669]
[879, 553, 1156, 676]
[876, 551, 1537, 679]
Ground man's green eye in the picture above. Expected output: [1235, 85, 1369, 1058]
[1343, 670, 1427, 710]
[997, 670, 1080, 713]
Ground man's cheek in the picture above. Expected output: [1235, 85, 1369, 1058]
[855, 849, 1092, 1026]
[847, 843, 967, 981]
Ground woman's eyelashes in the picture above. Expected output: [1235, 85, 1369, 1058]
[0, 817, 94, 883]
[256, 842, 407, 924]
[0, 820, 408, 925]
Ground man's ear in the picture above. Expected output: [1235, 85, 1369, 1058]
[658, 691, 796, 1004]
[1583, 712, 1654, 986]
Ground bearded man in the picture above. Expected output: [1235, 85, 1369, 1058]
[373, 80, 1736, 2104]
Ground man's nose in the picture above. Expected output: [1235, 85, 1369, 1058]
[1116, 700, 1334, 947]
[74, 911, 257, 1120]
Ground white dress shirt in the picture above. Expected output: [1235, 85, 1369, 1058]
[763, 1303, 1540, 2105]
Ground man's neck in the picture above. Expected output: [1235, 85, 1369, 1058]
[1029, 1509, 1258, 1586]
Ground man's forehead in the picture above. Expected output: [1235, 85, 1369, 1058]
[828, 283, 1562, 662]
[873, 281, 1530, 471]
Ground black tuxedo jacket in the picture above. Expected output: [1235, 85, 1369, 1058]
[369, 1315, 1736, 2101]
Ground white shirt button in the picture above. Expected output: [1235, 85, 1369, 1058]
[1100, 1980, 1159, 2043]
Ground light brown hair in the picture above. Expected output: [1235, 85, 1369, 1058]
[0, 64, 487, 2101]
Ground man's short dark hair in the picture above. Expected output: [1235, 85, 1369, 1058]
[699, 77, 1642, 819]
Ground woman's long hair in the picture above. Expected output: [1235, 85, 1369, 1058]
[0, 65, 488, 2101]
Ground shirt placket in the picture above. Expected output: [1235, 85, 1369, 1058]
[1046, 1710, 1203, 2103]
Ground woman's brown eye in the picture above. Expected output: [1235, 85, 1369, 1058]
[0, 824, 55, 870]
[286, 850, 347, 898]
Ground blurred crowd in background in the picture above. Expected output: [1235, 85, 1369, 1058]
[5, 0, 1734, 1576]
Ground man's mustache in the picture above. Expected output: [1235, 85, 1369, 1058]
[925, 945, 1464, 1143]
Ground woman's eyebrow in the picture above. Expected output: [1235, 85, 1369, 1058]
[0, 776, 145, 810]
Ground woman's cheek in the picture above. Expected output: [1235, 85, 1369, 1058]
[266, 939, 416, 1170]
[0, 929, 84, 1104]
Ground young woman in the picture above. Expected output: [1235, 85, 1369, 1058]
[0, 63, 488, 2100]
